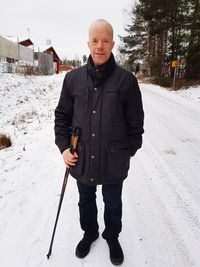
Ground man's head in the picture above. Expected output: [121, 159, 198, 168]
[88, 19, 115, 67]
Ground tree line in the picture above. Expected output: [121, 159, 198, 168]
[119, 0, 200, 80]
[61, 55, 88, 68]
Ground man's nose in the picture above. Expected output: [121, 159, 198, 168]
[96, 41, 103, 49]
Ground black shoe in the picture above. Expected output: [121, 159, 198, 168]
[106, 238, 124, 265]
[75, 233, 99, 258]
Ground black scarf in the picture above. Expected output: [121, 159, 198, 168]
[87, 53, 116, 87]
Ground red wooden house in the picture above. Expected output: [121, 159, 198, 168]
[43, 47, 60, 74]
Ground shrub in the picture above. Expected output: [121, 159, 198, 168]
[152, 77, 172, 88]
[0, 133, 12, 150]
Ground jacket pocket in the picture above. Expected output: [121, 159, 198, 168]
[105, 88, 126, 103]
[73, 86, 90, 115]
[106, 143, 130, 179]
[71, 142, 84, 176]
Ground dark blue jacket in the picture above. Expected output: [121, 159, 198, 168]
[54, 54, 144, 186]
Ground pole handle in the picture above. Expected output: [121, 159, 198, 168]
[70, 127, 81, 154]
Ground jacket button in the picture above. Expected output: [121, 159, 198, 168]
[94, 87, 97, 91]
[92, 110, 96, 114]
[90, 178, 94, 182]
[91, 133, 96, 137]
[91, 155, 95, 159]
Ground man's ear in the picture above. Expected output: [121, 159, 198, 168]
[87, 41, 90, 48]
[112, 41, 115, 49]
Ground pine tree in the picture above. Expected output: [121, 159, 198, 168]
[82, 55, 87, 64]
[119, 3, 148, 71]
[120, 0, 200, 80]
[184, 0, 200, 79]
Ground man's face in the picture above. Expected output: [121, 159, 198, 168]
[88, 22, 115, 67]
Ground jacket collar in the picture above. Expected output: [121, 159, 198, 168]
[87, 53, 116, 86]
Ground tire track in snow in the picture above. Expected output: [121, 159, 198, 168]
[123, 84, 200, 266]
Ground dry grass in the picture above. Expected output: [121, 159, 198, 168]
[0, 133, 12, 150]
[172, 79, 200, 90]
[11, 110, 38, 125]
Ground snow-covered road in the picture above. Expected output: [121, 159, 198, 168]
[123, 84, 200, 266]
[0, 73, 200, 267]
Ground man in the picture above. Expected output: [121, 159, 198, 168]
[54, 19, 144, 265]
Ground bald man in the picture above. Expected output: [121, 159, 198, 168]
[54, 19, 144, 265]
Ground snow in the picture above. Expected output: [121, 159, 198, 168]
[0, 73, 200, 267]
[173, 86, 200, 103]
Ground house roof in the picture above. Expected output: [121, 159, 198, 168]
[19, 39, 33, 47]
[1, 36, 33, 45]
[43, 46, 60, 62]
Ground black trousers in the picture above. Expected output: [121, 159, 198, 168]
[77, 181, 123, 240]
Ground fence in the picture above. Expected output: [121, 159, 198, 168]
[0, 35, 33, 63]
[0, 36, 18, 60]
[19, 44, 34, 63]
[0, 62, 17, 73]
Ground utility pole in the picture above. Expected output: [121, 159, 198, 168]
[172, 56, 180, 89]
[27, 28, 30, 39]
[17, 36, 19, 66]
[172, 67, 177, 89]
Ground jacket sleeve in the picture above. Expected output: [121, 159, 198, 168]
[54, 74, 74, 153]
[125, 74, 144, 156]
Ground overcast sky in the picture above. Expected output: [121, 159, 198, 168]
[0, 0, 134, 60]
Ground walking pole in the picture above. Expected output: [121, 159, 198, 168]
[47, 127, 81, 259]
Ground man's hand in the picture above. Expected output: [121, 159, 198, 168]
[62, 148, 78, 168]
